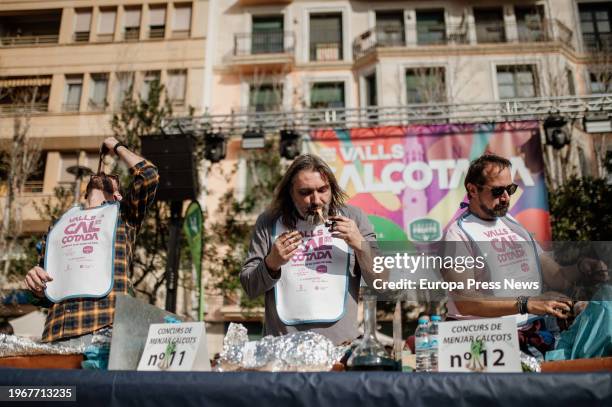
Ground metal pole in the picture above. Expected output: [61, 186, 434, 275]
[165, 200, 183, 312]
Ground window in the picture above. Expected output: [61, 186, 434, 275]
[566, 68, 576, 95]
[364, 72, 378, 124]
[252, 16, 284, 54]
[88, 73, 108, 111]
[516, 5, 545, 42]
[416, 10, 446, 45]
[496, 65, 538, 99]
[63, 75, 83, 111]
[474, 7, 505, 43]
[97, 8, 117, 42]
[405, 67, 446, 104]
[249, 83, 282, 112]
[589, 71, 612, 93]
[173, 4, 191, 38]
[74, 8, 92, 42]
[140, 71, 160, 100]
[114, 72, 134, 109]
[149, 6, 166, 39]
[579, 3, 612, 52]
[311, 82, 345, 108]
[376, 10, 405, 47]
[124, 7, 141, 41]
[167, 70, 187, 105]
[310, 13, 343, 61]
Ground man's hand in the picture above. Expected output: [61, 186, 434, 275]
[265, 231, 302, 273]
[102, 137, 121, 156]
[328, 215, 364, 251]
[24, 266, 53, 298]
[527, 291, 572, 319]
[578, 258, 609, 285]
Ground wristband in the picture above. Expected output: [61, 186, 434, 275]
[517, 296, 529, 314]
[113, 142, 128, 155]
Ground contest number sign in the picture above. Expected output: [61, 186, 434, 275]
[437, 318, 521, 373]
[137, 322, 210, 372]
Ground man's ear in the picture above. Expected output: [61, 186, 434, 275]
[466, 183, 478, 199]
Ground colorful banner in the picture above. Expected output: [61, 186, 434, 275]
[305, 122, 550, 244]
[183, 201, 204, 321]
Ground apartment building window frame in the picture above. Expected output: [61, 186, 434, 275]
[473, 6, 506, 44]
[578, 2, 612, 52]
[74, 8, 93, 42]
[494, 63, 540, 100]
[97, 7, 117, 43]
[88, 73, 109, 112]
[167, 69, 187, 106]
[248, 82, 284, 113]
[250, 14, 285, 55]
[402, 65, 448, 105]
[515, 5, 546, 43]
[172, 3, 192, 39]
[304, 6, 349, 63]
[63, 74, 84, 112]
[416, 9, 447, 46]
[114, 72, 134, 110]
[375, 9, 406, 47]
[149, 5, 167, 39]
[123, 6, 142, 41]
[140, 71, 161, 101]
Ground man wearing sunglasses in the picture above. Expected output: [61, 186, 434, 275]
[24, 136, 159, 346]
[442, 154, 608, 324]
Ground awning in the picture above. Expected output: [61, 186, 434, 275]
[0, 77, 52, 87]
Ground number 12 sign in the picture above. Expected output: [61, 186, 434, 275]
[437, 317, 521, 373]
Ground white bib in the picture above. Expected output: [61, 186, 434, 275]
[274, 219, 351, 325]
[457, 214, 542, 298]
[44, 202, 120, 303]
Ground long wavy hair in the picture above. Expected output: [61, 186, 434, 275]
[269, 154, 348, 228]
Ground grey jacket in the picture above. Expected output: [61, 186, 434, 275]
[240, 204, 377, 345]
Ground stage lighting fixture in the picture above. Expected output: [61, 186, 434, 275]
[279, 129, 302, 159]
[241, 128, 265, 149]
[543, 115, 571, 150]
[204, 131, 227, 163]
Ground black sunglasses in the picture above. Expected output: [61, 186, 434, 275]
[480, 183, 518, 198]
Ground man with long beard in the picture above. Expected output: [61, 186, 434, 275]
[241, 154, 382, 345]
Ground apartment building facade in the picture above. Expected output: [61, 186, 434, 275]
[0, 0, 208, 232]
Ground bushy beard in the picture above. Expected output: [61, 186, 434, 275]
[480, 203, 509, 218]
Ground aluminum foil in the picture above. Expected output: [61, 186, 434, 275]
[520, 352, 541, 373]
[0, 334, 84, 358]
[217, 323, 346, 372]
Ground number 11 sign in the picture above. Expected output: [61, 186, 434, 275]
[137, 322, 210, 372]
[437, 317, 521, 373]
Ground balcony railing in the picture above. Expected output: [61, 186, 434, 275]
[234, 31, 295, 56]
[0, 103, 48, 114]
[148, 27, 165, 39]
[73, 32, 90, 42]
[0, 34, 59, 47]
[23, 181, 44, 194]
[353, 19, 573, 59]
[583, 32, 612, 53]
[123, 28, 140, 41]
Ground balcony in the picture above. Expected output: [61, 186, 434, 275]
[353, 19, 574, 60]
[230, 31, 295, 72]
[0, 9, 61, 48]
[0, 34, 59, 47]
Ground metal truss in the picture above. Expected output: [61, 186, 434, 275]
[163, 94, 612, 137]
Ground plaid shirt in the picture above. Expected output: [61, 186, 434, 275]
[39, 160, 159, 342]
